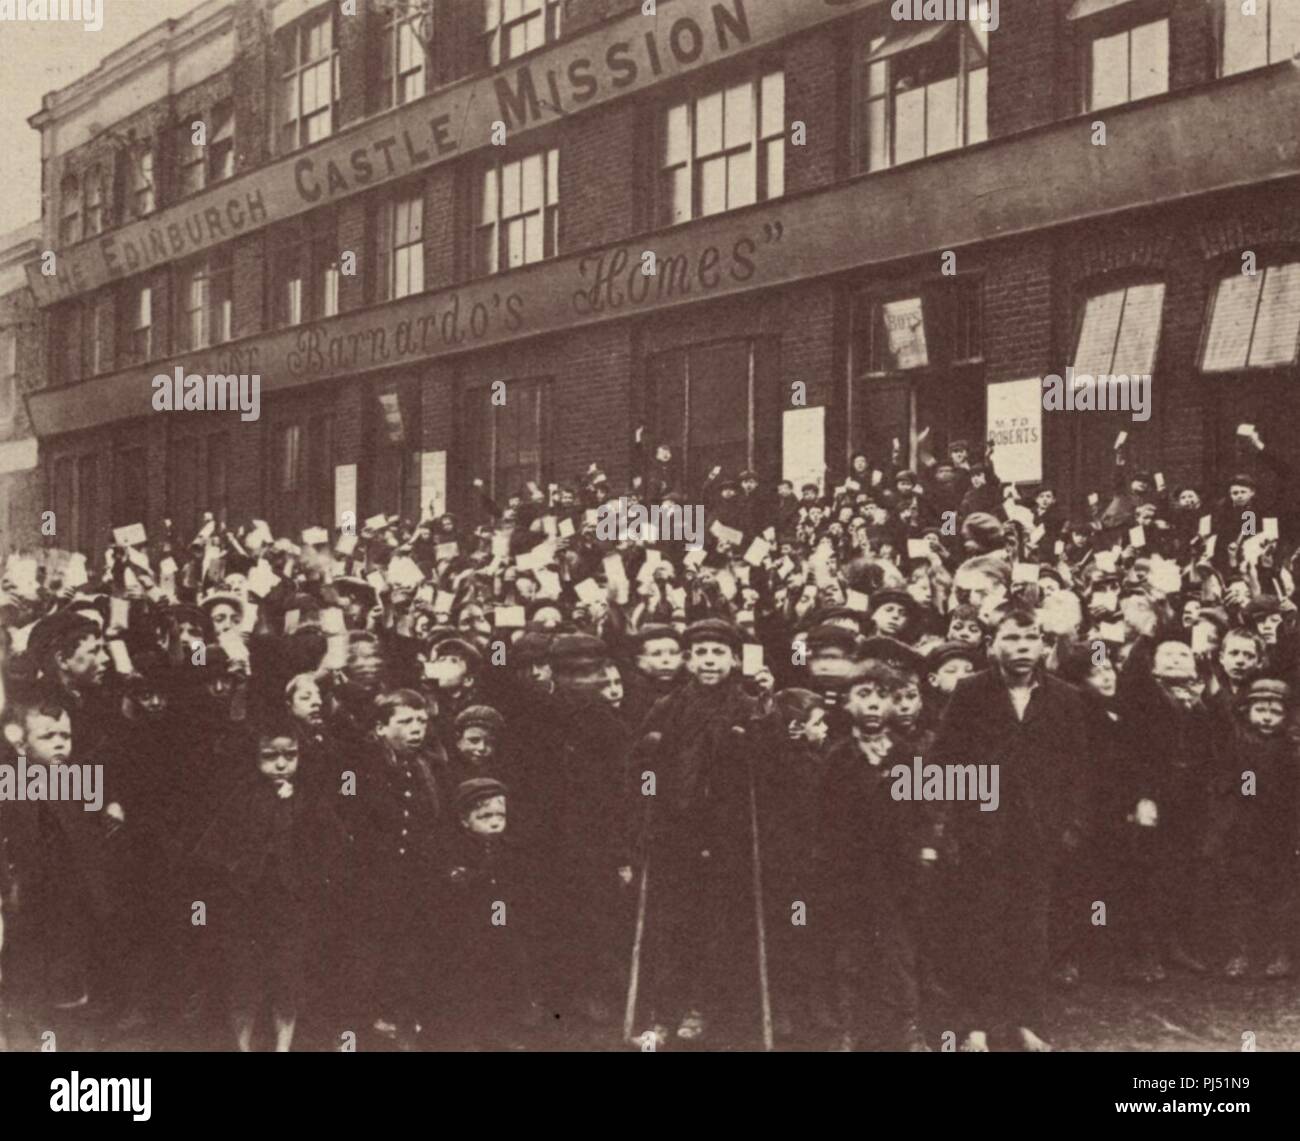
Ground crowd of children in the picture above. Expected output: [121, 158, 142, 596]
[0, 424, 1297, 1051]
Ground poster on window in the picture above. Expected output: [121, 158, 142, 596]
[420, 450, 447, 519]
[334, 463, 357, 531]
[986, 378, 1042, 484]
[782, 406, 825, 496]
[882, 297, 928, 370]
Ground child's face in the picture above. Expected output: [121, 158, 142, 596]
[258, 735, 300, 781]
[600, 666, 623, 709]
[290, 680, 323, 725]
[873, 603, 908, 635]
[791, 706, 828, 746]
[1086, 659, 1117, 699]
[687, 641, 735, 686]
[457, 726, 495, 764]
[1248, 699, 1285, 735]
[637, 637, 682, 682]
[379, 704, 428, 753]
[23, 711, 72, 765]
[464, 795, 506, 836]
[929, 658, 974, 694]
[892, 680, 922, 728]
[844, 680, 894, 732]
[133, 687, 169, 719]
[948, 617, 983, 646]
[210, 603, 240, 636]
[1256, 613, 1283, 645]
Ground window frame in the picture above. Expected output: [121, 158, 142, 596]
[858, 19, 988, 174]
[659, 69, 784, 228]
[381, 4, 429, 107]
[176, 249, 234, 352]
[59, 173, 80, 245]
[1082, 14, 1170, 111]
[474, 146, 559, 277]
[129, 284, 153, 362]
[1217, 0, 1300, 78]
[1198, 258, 1300, 374]
[129, 143, 155, 218]
[484, 0, 563, 69]
[278, 8, 341, 153]
[270, 212, 340, 327]
[1070, 279, 1167, 379]
[83, 165, 106, 237]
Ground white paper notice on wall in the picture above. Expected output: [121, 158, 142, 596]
[783, 406, 825, 497]
[986, 378, 1043, 484]
[335, 464, 357, 531]
[420, 451, 447, 519]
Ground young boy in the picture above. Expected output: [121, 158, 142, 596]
[450, 705, 505, 784]
[1204, 679, 1298, 979]
[441, 778, 534, 1048]
[1, 686, 124, 1048]
[347, 689, 451, 1048]
[629, 619, 764, 1047]
[192, 716, 346, 1051]
[814, 660, 936, 1051]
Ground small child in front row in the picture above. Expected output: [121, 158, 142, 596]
[440, 778, 534, 1048]
[192, 715, 346, 1051]
[1204, 679, 1299, 980]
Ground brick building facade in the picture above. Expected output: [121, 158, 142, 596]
[0, 221, 43, 556]
[19, 0, 1300, 554]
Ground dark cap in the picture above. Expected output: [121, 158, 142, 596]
[454, 705, 505, 735]
[432, 636, 484, 670]
[630, 623, 682, 648]
[804, 623, 860, 657]
[926, 641, 982, 672]
[683, 618, 742, 654]
[1240, 678, 1290, 707]
[869, 588, 917, 616]
[857, 635, 924, 675]
[457, 777, 508, 813]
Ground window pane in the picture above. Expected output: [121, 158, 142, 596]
[926, 75, 958, 154]
[723, 82, 753, 150]
[1112, 283, 1166, 376]
[699, 156, 727, 216]
[665, 103, 689, 166]
[1090, 30, 1129, 109]
[867, 98, 888, 171]
[766, 138, 784, 200]
[1273, 0, 1300, 63]
[1223, 1, 1268, 75]
[695, 92, 724, 157]
[521, 152, 543, 212]
[667, 167, 691, 224]
[867, 55, 888, 98]
[546, 148, 559, 205]
[760, 72, 784, 138]
[1130, 21, 1169, 101]
[502, 159, 522, 216]
[1248, 263, 1300, 367]
[525, 214, 544, 264]
[1201, 273, 1262, 371]
[1073, 290, 1125, 375]
[507, 217, 525, 267]
[727, 148, 755, 208]
[966, 66, 988, 144]
[485, 0, 501, 31]
[482, 166, 498, 222]
[894, 87, 926, 165]
[407, 195, 423, 241]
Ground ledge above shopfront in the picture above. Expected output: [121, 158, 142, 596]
[26, 61, 1300, 440]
